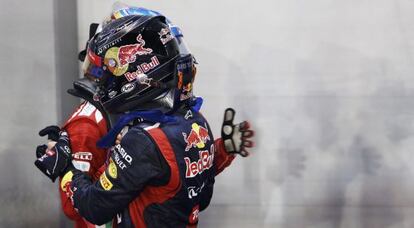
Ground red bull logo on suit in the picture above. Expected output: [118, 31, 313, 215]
[182, 123, 210, 152]
[184, 145, 215, 178]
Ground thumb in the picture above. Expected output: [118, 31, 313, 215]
[47, 140, 57, 150]
[222, 108, 236, 137]
[223, 108, 235, 124]
[39, 125, 61, 141]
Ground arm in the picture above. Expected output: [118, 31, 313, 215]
[213, 138, 236, 176]
[213, 108, 255, 176]
[64, 130, 166, 225]
[58, 119, 108, 222]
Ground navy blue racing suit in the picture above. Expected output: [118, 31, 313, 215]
[65, 108, 228, 227]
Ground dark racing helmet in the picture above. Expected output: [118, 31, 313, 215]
[83, 15, 195, 114]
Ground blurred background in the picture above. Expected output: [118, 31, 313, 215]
[2, 0, 414, 227]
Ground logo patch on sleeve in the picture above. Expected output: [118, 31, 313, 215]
[72, 152, 93, 161]
[60, 171, 74, 192]
[99, 172, 113, 191]
[72, 160, 91, 172]
[108, 158, 118, 179]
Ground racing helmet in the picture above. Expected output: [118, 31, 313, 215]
[83, 15, 195, 114]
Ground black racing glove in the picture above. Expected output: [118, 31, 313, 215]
[221, 108, 255, 157]
[35, 126, 73, 182]
[38, 125, 61, 141]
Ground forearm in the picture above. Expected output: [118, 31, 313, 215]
[214, 138, 236, 176]
[70, 171, 118, 225]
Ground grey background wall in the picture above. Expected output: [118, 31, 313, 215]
[2, 0, 414, 227]
[0, 0, 60, 227]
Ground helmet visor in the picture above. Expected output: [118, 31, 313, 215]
[82, 48, 105, 81]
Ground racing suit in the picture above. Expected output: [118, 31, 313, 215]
[61, 107, 235, 227]
[59, 101, 109, 228]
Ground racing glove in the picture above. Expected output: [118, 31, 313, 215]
[38, 125, 61, 141]
[35, 126, 73, 182]
[221, 108, 255, 157]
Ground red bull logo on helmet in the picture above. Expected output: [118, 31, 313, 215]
[118, 34, 152, 66]
[124, 56, 160, 82]
[183, 123, 210, 152]
[104, 34, 153, 77]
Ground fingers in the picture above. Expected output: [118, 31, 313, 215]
[240, 121, 255, 138]
[240, 121, 253, 132]
[240, 140, 253, 157]
[243, 139, 254, 148]
[243, 130, 254, 138]
[39, 125, 61, 141]
[36, 145, 47, 158]
[223, 108, 235, 124]
[240, 121, 254, 157]
[239, 121, 249, 130]
[239, 149, 249, 157]
[240, 121, 254, 147]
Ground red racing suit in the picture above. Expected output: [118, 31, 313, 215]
[59, 102, 109, 228]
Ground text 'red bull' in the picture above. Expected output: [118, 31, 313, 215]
[184, 145, 215, 178]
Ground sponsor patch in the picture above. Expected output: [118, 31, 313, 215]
[159, 27, 174, 45]
[121, 82, 135, 93]
[182, 123, 210, 151]
[61, 171, 75, 200]
[187, 182, 205, 199]
[72, 152, 93, 161]
[108, 158, 118, 179]
[137, 73, 153, 86]
[97, 38, 122, 55]
[72, 160, 91, 172]
[118, 34, 152, 66]
[189, 205, 199, 224]
[184, 144, 215, 179]
[104, 47, 128, 76]
[60, 171, 74, 192]
[99, 172, 113, 190]
[184, 110, 193, 120]
[108, 90, 118, 98]
[184, 148, 214, 178]
[123, 56, 160, 82]
[112, 144, 133, 170]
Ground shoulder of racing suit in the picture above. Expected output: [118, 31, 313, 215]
[119, 123, 171, 187]
[64, 101, 107, 135]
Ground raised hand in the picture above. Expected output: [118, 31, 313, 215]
[221, 108, 255, 157]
